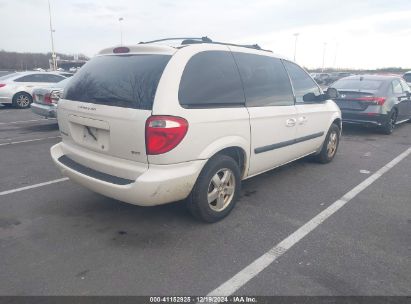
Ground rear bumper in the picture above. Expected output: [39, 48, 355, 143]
[50, 142, 207, 206]
[341, 112, 387, 126]
[31, 102, 57, 118]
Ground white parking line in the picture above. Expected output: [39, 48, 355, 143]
[208, 146, 411, 296]
[0, 119, 55, 125]
[0, 136, 61, 146]
[0, 178, 69, 196]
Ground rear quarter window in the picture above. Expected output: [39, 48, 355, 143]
[64, 54, 171, 110]
[178, 51, 245, 108]
[15, 74, 45, 82]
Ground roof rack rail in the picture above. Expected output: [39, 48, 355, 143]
[139, 37, 212, 44]
[210, 41, 271, 52]
[138, 37, 271, 52]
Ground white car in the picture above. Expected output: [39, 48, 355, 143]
[0, 72, 66, 108]
[51, 38, 341, 222]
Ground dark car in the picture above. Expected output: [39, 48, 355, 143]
[312, 73, 331, 85]
[331, 75, 411, 134]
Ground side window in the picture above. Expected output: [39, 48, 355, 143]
[400, 79, 410, 92]
[392, 80, 403, 94]
[283, 61, 321, 103]
[42, 74, 65, 83]
[15, 75, 39, 82]
[178, 51, 245, 107]
[233, 53, 294, 107]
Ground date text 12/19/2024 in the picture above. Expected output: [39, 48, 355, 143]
[149, 296, 257, 303]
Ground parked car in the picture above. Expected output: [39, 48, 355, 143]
[312, 73, 331, 85]
[329, 72, 354, 84]
[69, 67, 81, 73]
[0, 72, 67, 108]
[403, 71, 411, 86]
[51, 38, 342, 222]
[58, 72, 74, 78]
[31, 78, 70, 118]
[331, 75, 411, 134]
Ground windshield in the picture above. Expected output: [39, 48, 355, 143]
[332, 78, 383, 91]
[404, 74, 411, 82]
[64, 54, 171, 110]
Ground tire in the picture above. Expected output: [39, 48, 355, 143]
[312, 123, 340, 164]
[186, 154, 241, 223]
[12, 92, 32, 109]
[380, 109, 397, 135]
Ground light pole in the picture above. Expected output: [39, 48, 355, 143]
[333, 42, 338, 69]
[322, 42, 327, 72]
[119, 17, 124, 45]
[293, 33, 299, 62]
[48, 0, 57, 71]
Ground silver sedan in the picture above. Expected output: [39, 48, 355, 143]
[31, 78, 70, 118]
[0, 72, 66, 108]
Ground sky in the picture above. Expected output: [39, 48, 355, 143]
[0, 0, 410, 69]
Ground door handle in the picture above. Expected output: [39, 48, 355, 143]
[298, 116, 308, 125]
[285, 118, 297, 127]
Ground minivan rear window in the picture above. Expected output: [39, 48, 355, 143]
[64, 54, 171, 110]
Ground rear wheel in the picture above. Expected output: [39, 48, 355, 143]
[312, 123, 340, 164]
[380, 110, 397, 135]
[186, 154, 241, 223]
[12, 92, 32, 109]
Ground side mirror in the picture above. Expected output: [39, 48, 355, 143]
[326, 87, 339, 99]
[303, 92, 317, 102]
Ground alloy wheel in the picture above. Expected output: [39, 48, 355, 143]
[388, 111, 397, 132]
[16, 94, 30, 108]
[326, 131, 338, 158]
[207, 168, 236, 212]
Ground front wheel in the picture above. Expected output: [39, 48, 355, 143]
[12, 92, 32, 109]
[312, 123, 340, 164]
[186, 155, 241, 223]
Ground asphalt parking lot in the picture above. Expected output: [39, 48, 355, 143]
[0, 106, 410, 296]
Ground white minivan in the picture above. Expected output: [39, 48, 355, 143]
[51, 38, 341, 222]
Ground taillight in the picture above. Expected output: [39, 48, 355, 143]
[353, 96, 386, 105]
[0, 84, 6, 88]
[44, 93, 52, 104]
[50, 90, 61, 104]
[145, 116, 188, 155]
